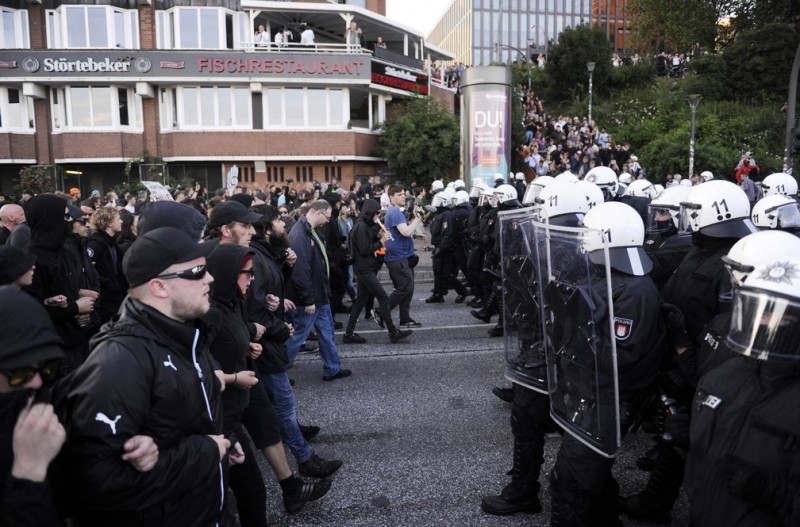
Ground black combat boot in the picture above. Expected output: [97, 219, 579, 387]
[480, 439, 542, 516]
[621, 444, 682, 524]
[471, 288, 498, 323]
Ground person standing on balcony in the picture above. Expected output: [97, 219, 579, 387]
[300, 23, 315, 46]
[345, 21, 362, 52]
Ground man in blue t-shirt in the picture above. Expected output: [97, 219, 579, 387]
[383, 185, 422, 328]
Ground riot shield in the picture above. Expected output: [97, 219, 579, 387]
[532, 220, 621, 458]
[499, 208, 547, 394]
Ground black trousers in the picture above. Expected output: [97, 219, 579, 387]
[432, 250, 467, 297]
[227, 420, 268, 527]
[346, 269, 396, 334]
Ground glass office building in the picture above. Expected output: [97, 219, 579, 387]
[427, 0, 632, 66]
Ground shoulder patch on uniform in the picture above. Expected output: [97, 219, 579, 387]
[614, 317, 633, 340]
[701, 394, 722, 409]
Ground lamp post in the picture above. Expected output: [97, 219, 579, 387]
[587, 62, 595, 122]
[494, 43, 531, 91]
[687, 94, 702, 180]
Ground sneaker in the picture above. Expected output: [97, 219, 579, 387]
[299, 454, 343, 478]
[389, 329, 413, 343]
[322, 369, 352, 382]
[300, 343, 319, 353]
[343, 333, 367, 344]
[299, 423, 320, 441]
[371, 308, 385, 329]
[399, 318, 422, 328]
[283, 478, 333, 513]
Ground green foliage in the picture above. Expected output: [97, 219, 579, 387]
[543, 24, 613, 101]
[15, 165, 55, 195]
[607, 61, 658, 93]
[595, 79, 787, 181]
[629, 0, 717, 52]
[718, 24, 799, 102]
[374, 96, 460, 187]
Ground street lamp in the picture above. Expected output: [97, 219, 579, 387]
[494, 43, 532, 91]
[687, 94, 702, 180]
[587, 62, 595, 122]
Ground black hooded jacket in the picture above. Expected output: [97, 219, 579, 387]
[349, 199, 384, 274]
[248, 237, 292, 374]
[23, 195, 84, 348]
[88, 229, 128, 323]
[203, 244, 254, 425]
[55, 298, 225, 526]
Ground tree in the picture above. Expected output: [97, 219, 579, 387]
[373, 97, 460, 187]
[628, 0, 717, 52]
[543, 24, 613, 102]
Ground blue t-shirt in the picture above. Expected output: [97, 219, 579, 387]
[383, 205, 414, 262]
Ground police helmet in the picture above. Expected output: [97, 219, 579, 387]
[727, 246, 800, 361]
[759, 172, 798, 199]
[536, 181, 589, 227]
[618, 172, 633, 185]
[647, 185, 691, 233]
[469, 181, 489, 199]
[678, 180, 757, 238]
[700, 170, 714, 182]
[751, 194, 800, 231]
[431, 180, 444, 193]
[453, 179, 466, 190]
[515, 172, 526, 181]
[452, 190, 470, 207]
[584, 166, 619, 201]
[554, 171, 579, 184]
[627, 179, 657, 200]
[493, 184, 519, 206]
[522, 175, 555, 205]
[574, 180, 604, 210]
[581, 201, 652, 276]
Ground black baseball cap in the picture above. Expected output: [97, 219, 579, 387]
[207, 200, 262, 229]
[123, 226, 215, 288]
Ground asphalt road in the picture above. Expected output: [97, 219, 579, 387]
[253, 247, 690, 526]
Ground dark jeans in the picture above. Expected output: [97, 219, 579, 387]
[346, 270, 396, 335]
[385, 258, 414, 322]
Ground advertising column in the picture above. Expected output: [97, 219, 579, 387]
[460, 66, 512, 189]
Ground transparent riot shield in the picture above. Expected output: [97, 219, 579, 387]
[532, 220, 621, 457]
[499, 208, 547, 393]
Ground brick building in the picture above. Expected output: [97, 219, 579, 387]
[0, 0, 454, 196]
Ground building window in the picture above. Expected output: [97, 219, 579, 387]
[161, 86, 251, 130]
[47, 6, 139, 49]
[264, 88, 347, 129]
[51, 86, 142, 131]
[156, 7, 247, 50]
[0, 8, 29, 49]
[0, 88, 34, 131]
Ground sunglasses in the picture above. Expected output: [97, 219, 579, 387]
[155, 264, 207, 281]
[4, 359, 61, 388]
[239, 269, 255, 276]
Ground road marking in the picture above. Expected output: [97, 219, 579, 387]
[336, 323, 492, 335]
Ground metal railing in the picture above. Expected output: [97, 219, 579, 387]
[240, 42, 373, 55]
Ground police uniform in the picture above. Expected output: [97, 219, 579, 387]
[549, 270, 665, 526]
[644, 231, 693, 289]
[685, 357, 800, 525]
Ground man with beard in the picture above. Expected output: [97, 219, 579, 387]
[207, 200, 262, 247]
[58, 227, 236, 525]
[249, 205, 344, 478]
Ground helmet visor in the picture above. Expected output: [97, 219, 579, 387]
[727, 289, 800, 361]
[647, 204, 679, 233]
[523, 184, 544, 205]
[773, 202, 800, 229]
[678, 202, 698, 234]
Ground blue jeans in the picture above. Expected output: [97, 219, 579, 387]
[261, 371, 313, 464]
[285, 303, 342, 377]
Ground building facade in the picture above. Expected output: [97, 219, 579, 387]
[427, 0, 632, 66]
[0, 0, 453, 197]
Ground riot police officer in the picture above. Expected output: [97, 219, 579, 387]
[643, 185, 693, 288]
[547, 201, 665, 526]
[684, 248, 800, 525]
[481, 181, 591, 517]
